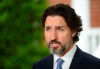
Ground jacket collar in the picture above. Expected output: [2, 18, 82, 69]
[69, 46, 83, 69]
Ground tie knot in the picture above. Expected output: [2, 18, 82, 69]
[56, 58, 64, 69]
[56, 58, 64, 65]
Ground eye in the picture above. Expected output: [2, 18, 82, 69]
[45, 27, 51, 31]
[45, 28, 49, 31]
[58, 28, 64, 31]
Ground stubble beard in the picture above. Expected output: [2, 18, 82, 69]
[48, 39, 69, 56]
[49, 44, 68, 56]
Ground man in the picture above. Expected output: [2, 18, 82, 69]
[33, 3, 100, 69]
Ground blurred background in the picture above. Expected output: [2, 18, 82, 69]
[0, 0, 49, 69]
[0, 0, 100, 69]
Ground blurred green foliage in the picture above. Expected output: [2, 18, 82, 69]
[0, 0, 50, 69]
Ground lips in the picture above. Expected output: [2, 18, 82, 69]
[51, 43, 59, 48]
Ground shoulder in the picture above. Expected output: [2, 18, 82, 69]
[82, 51, 100, 69]
[35, 54, 53, 64]
[78, 48, 100, 62]
[32, 54, 53, 69]
[75, 47, 100, 69]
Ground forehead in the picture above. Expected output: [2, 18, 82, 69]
[45, 15, 67, 27]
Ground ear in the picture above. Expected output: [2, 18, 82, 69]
[72, 30, 76, 37]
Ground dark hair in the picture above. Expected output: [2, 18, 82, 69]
[41, 3, 83, 43]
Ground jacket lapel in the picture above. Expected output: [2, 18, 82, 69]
[69, 47, 83, 69]
[45, 54, 54, 69]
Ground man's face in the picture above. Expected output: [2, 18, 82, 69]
[44, 15, 76, 56]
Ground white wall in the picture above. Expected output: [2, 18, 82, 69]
[71, 0, 90, 53]
[71, 0, 100, 58]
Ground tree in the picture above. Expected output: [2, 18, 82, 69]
[0, 0, 49, 69]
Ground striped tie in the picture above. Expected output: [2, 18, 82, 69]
[56, 58, 64, 69]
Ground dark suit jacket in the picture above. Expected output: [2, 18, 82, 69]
[33, 47, 100, 69]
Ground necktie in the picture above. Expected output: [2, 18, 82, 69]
[56, 58, 64, 69]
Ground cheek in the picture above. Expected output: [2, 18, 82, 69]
[45, 33, 51, 43]
[59, 33, 71, 44]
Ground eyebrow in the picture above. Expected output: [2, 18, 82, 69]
[45, 25, 65, 27]
[56, 26, 65, 28]
[44, 26, 66, 29]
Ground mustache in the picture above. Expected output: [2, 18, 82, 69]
[49, 39, 61, 47]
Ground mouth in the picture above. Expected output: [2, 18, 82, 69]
[50, 43, 60, 48]
[48, 40, 61, 49]
[51, 43, 59, 47]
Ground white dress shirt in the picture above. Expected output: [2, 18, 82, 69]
[53, 44, 77, 69]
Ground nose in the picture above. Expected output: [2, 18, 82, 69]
[51, 30, 58, 40]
